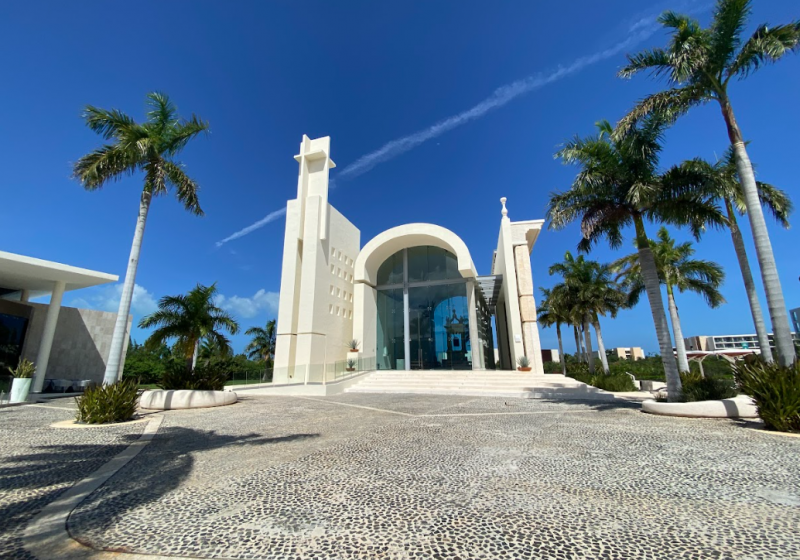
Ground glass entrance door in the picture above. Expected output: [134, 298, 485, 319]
[409, 286, 434, 369]
[376, 247, 473, 371]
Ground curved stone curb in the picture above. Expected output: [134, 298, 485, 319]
[51, 416, 152, 429]
[140, 389, 237, 410]
[642, 396, 758, 418]
[22, 415, 177, 559]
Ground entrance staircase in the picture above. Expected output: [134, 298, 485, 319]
[345, 370, 617, 401]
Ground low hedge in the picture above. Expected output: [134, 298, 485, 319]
[159, 359, 227, 391]
[566, 363, 636, 392]
[680, 371, 737, 403]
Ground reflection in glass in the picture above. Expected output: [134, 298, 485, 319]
[0, 313, 28, 370]
[376, 251, 403, 286]
[376, 246, 471, 371]
[376, 289, 404, 370]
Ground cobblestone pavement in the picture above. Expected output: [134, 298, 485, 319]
[63, 394, 800, 560]
[0, 399, 146, 559]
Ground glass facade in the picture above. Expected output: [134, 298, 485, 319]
[0, 312, 29, 370]
[376, 247, 472, 370]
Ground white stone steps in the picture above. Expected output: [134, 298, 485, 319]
[353, 380, 587, 389]
[344, 371, 617, 401]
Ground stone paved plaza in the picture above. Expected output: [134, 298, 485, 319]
[2, 394, 800, 559]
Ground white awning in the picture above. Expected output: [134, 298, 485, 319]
[0, 250, 117, 296]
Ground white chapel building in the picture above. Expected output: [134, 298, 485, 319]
[273, 135, 545, 384]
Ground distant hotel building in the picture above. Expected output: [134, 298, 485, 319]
[685, 332, 800, 353]
[592, 347, 645, 361]
[791, 308, 800, 335]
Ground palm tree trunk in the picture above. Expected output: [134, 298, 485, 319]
[102, 191, 152, 385]
[573, 325, 582, 363]
[556, 322, 566, 376]
[725, 199, 774, 363]
[583, 316, 595, 374]
[634, 216, 682, 401]
[666, 285, 690, 374]
[720, 98, 795, 366]
[192, 339, 200, 371]
[592, 318, 609, 374]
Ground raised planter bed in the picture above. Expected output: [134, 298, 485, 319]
[642, 395, 757, 419]
[140, 390, 237, 410]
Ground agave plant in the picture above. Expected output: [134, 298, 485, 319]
[347, 339, 360, 352]
[8, 359, 35, 379]
[517, 356, 531, 369]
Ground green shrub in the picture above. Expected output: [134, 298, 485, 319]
[688, 356, 734, 379]
[734, 361, 800, 433]
[566, 362, 590, 378]
[159, 359, 228, 391]
[76, 378, 139, 424]
[679, 371, 737, 402]
[566, 364, 636, 392]
[543, 361, 562, 373]
[592, 373, 637, 392]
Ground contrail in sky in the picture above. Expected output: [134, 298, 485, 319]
[337, 17, 659, 181]
[215, 5, 701, 247]
[216, 207, 287, 247]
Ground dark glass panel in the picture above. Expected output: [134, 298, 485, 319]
[407, 246, 427, 283]
[377, 250, 403, 286]
[426, 246, 448, 281]
[376, 288, 404, 370]
[0, 313, 28, 370]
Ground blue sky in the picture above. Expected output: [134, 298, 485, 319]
[1, 0, 798, 355]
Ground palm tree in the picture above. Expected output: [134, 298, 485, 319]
[699, 149, 792, 363]
[537, 287, 570, 376]
[549, 253, 625, 375]
[244, 319, 277, 374]
[73, 92, 209, 384]
[198, 337, 233, 364]
[139, 283, 239, 370]
[548, 254, 595, 373]
[613, 227, 725, 373]
[547, 116, 724, 401]
[617, 0, 800, 366]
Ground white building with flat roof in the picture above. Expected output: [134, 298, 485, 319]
[596, 347, 645, 361]
[273, 136, 545, 384]
[685, 332, 799, 353]
[0, 251, 129, 394]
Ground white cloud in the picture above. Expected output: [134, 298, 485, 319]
[70, 283, 159, 317]
[215, 289, 279, 319]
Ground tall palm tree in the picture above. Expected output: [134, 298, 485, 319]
[140, 283, 239, 370]
[73, 92, 209, 384]
[613, 227, 725, 373]
[244, 319, 277, 368]
[547, 117, 725, 401]
[549, 253, 625, 374]
[537, 287, 570, 376]
[616, 0, 800, 366]
[699, 149, 792, 363]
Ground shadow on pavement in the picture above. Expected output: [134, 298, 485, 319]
[65, 426, 320, 551]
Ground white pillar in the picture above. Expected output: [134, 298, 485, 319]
[467, 281, 481, 370]
[32, 280, 65, 393]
